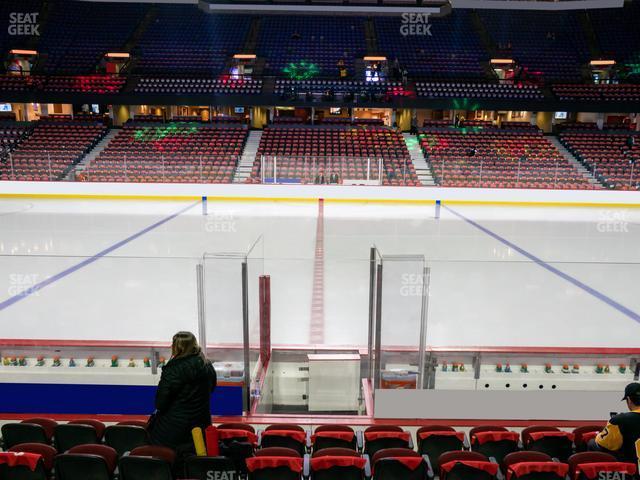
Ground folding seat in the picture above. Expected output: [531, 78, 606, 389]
[416, 425, 464, 465]
[260, 425, 308, 455]
[438, 451, 499, 480]
[54, 422, 102, 452]
[185, 456, 237, 480]
[103, 424, 149, 457]
[246, 447, 303, 480]
[363, 426, 411, 457]
[1, 420, 56, 450]
[503, 451, 568, 480]
[568, 452, 636, 480]
[67, 420, 106, 440]
[311, 425, 357, 452]
[118, 445, 175, 480]
[369, 448, 427, 480]
[309, 448, 366, 480]
[521, 426, 573, 462]
[55, 444, 117, 480]
[5, 443, 57, 480]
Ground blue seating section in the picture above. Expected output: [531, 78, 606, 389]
[0, 0, 42, 59]
[374, 11, 486, 80]
[479, 10, 590, 82]
[257, 16, 366, 77]
[591, 2, 640, 69]
[135, 7, 251, 75]
[38, 0, 147, 74]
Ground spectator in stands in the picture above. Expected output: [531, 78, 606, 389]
[454, 114, 460, 128]
[392, 57, 401, 80]
[592, 383, 640, 465]
[626, 135, 635, 150]
[148, 331, 217, 453]
[7, 59, 22, 75]
[329, 171, 339, 184]
[338, 59, 348, 79]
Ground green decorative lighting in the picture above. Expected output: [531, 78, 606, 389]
[283, 61, 320, 80]
[133, 122, 199, 143]
[452, 98, 481, 112]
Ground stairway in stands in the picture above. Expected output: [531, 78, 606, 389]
[66, 129, 119, 180]
[403, 133, 435, 186]
[234, 130, 262, 183]
[547, 135, 603, 189]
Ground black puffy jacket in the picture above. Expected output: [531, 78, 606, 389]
[149, 353, 217, 449]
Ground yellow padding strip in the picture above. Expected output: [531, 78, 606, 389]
[0, 193, 639, 208]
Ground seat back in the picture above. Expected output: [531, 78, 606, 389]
[1, 424, 49, 450]
[119, 456, 173, 480]
[67, 420, 105, 440]
[185, 456, 237, 480]
[247, 450, 302, 480]
[54, 454, 112, 480]
[572, 426, 604, 452]
[364, 427, 409, 457]
[313, 426, 357, 452]
[8, 443, 57, 473]
[470, 430, 519, 465]
[504, 451, 552, 470]
[219, 423, 256, 433]
[568, 451, 618, 479]
[261, 431, 306, 456]
[372, 449, 426, 480]
[311, 448, 365, 480]
[20, 420, 57, 442]
[416, 427, 464, 466]
[104, 426, 149, 457]
[67, 444, 117, 475]
[54, 424, 99, 452]
[526, 435, 573, 462]
[438, 451, 495, 480]
[265, 424, 304, 432]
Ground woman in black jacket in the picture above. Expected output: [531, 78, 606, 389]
[149, 331, 217, 450]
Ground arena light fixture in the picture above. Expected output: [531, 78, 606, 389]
[9, 49, 37, 56]
[364, 56, 387, 62]
[234, 54, 256, 60]
[105, 52, 130, 59]
[490, 58, 514, 65]
[589, 59, 615, 67]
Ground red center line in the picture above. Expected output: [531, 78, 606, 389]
[309, 198, 325, 345]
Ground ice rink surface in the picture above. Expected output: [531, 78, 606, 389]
[0, 197, 639, 351]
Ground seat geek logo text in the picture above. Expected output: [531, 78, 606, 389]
[8, 13, 40, 36]
[400, 13, 432, 37]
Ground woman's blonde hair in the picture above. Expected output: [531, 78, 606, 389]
[171, 331, 206, 361]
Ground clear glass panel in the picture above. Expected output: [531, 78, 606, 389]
[377, 256, 427, 390]
[0, 254, 197, 343]
[256, 156, 384, 186]
[202, 254, 247, 391]
[246, 237, 264, 405]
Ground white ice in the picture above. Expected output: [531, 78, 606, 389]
[0, 198, 639, 351]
